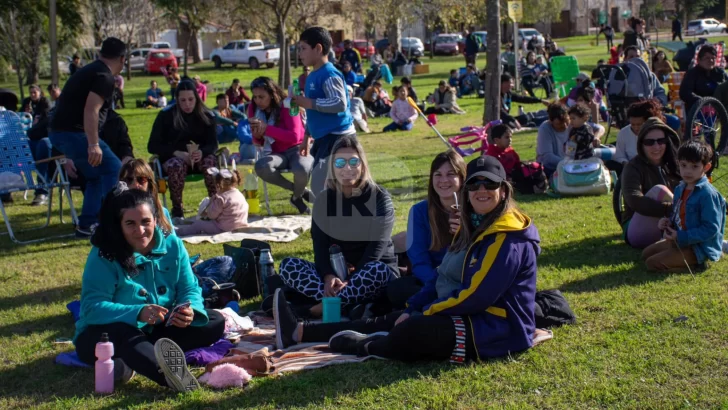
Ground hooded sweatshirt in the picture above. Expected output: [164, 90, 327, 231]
[405, 209, 540, 359]
[621, 117, 682, 225]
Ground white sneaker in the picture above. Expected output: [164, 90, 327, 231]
[722, 240, 728, 254]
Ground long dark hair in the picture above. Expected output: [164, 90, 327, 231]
[427, 150, 466, 251]
[118, 159, 172, 233]
[91, 187, 161, 274]
[450, 181, 518, 253]
[249, 76, 286, 123]
[172, 79, 212, 130]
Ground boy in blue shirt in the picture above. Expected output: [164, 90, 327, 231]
[292, 27, 355, 195]
[643, 141, 727, 272]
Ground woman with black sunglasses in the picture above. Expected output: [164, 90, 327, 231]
[621, 117, 681, 248]
[276, 135, 397, 317]
[272, 155, 541, 364]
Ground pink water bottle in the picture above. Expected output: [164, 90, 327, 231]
[95, 333, 114, 394]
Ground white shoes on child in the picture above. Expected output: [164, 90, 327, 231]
[723, 240, 728, 254]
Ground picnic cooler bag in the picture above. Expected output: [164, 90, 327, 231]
[220, 239, 272, 299]
[551, 157, 613, 196]
[512, 161, 548, 194]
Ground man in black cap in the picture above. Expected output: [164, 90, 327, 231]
[49, 37, 126, 237]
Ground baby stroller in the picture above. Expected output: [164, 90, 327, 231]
[601, 58, 655, 142]
[356, 65, 383, 98]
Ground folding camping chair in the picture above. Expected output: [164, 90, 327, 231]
[150, 148, 230, 209]
[549, 55, 580, 99]
[0, 109, 78, 244]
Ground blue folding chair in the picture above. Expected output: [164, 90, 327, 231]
[0, 109, 78, 244]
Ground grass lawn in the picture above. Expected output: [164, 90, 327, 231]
[1, 36, 727, 409]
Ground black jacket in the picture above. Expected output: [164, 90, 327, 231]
[679, 66, 728, 112]
[21, 96, 50, 121]
[101, 110, 134, 160]
[148, 106, 218, 163]
[311, 184, 397, 279]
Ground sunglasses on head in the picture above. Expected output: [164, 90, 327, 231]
[642, 137, 667, 146]
[465, 179, 501, 191]
[334, 157, 361, 169]
[250, 79, 267, 89]
[123, 175, 149, 186]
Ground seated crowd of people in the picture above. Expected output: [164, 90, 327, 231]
[4, 26, 728, 394]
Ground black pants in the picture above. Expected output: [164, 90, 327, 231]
[386, 276, 423, 310]
[604, 160, 624, 176]
[75, 309, 225, 386]
[302, 311, 475, 362]
[605, 36, 614, 51]
[673, 32, 683, 42]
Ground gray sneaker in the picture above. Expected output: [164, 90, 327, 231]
[154, 338, 200, 392]
[31, 193, 48, 206]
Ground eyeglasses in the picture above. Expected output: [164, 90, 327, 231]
[334, 157, 361, 169]
[465, 179, 501, 191]
[642, 137, 667, 146]
[123, 175, 149, 186]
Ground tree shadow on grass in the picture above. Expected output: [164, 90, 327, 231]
[0, 284, 79, 312]
[0, 313, 74, 339]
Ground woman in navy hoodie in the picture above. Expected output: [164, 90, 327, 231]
[273, 156, 541, 362]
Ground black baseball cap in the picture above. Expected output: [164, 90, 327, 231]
[100, 37, 127, 58]
[465, 155, 506, 184]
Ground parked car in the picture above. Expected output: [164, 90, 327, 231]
[333, 39, 376, 58]
[140, 42, 184, 65]
[374, 37, 424, 57]
[518, 29, 545, 48]
[433, 34, 460, 55]
[144, 49, 177, 74]
[129, 48, 151, 70]
[686, 19, 727, 35]
[209, 40, 280, 69]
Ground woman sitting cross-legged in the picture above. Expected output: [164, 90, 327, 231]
[277, 135, 398, 317]
[249, 76, 315, 215]
[273, 156, 541, 363]
[73, 186, 225, 391]
[621, 118, 681, 248]
[388, 150, 466, 309]
[148, 79, 219, 219]
[118, 158, 175, 235]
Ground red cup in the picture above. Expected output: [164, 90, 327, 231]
[427, 113, 438, 125]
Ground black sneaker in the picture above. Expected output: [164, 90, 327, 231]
[31, 193, 48, 206]
[290, 195, 311, 215]
[328, 330, 388, 356]
[75, 226, 94, 238]
[154, 338, 200, 392]
[261, 294, 275, 316]
[302, 189, 316, 203]
[1, 194, 13, 204]
[273, 288, 299, 350]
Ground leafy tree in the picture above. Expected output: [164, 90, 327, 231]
[674, 0, 718, 22]
[155, 0, 215, 76]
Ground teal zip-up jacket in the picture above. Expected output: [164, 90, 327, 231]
[73, 227, 207, 342]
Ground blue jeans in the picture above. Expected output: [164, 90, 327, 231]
[383, 122, 414, 132]
[49, 131, 121, 228]
[29, 138, 52, 195]
[239, 143, 258, 161]
[217, 125, 238, 143]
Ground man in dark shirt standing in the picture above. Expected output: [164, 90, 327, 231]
[69, 55, 81, 76]
[672, 17, 683, 42]
[49, 37, 126, 237]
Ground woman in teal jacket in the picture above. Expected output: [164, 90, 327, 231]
[74, 186, 224, 392]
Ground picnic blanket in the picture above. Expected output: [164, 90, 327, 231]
[180, 215, 311, 244]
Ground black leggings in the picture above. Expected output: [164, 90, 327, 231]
[302, 311, 475, 363]
[75, 309, 225, 386]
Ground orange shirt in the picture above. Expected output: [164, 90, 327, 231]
[679, 188, 692, 230]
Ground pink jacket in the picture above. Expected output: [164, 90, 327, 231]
[390, 99, 418, 124]
[196, 83, 207, 102]
[246, 105, 305, 154]
[207, 189, 248, 232]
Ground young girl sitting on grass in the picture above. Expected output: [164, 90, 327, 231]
[383, 86, 418, 132]
[176, 168, 248, 236]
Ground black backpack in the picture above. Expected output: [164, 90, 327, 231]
[512, 161, 548, 194]
[222, 239, 272, 299]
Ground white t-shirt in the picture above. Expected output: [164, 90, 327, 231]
[614, 125, 639, 164]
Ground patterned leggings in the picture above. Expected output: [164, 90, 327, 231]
[279, 257, 392, 305]
[163, 155, 218, 211]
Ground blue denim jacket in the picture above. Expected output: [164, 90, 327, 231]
[671, 176, 727, 264]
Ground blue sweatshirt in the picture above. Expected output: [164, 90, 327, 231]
[405, 209, 540, 359]
[73, 227, 207, 342]
[304, 62, 354, 139]
[671, 176, 727, 264]
[406, 200, 448, 284]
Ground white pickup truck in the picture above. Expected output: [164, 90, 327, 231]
[140, 42, 184, 64]
[209, 40, 280, 70]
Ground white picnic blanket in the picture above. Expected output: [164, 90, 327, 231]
[179, 215, 311, 244]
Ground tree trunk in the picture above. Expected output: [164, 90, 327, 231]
[388, 18, 402, 54]
[25, 33, 40, 86]
[190, 27, 201, 64]
[277, 19, 292, 88]
[483, 0, 501, 126]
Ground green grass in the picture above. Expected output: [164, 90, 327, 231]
[1, 36, 728, 409]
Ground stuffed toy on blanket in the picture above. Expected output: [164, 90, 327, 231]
[199, 363, 252, 389]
